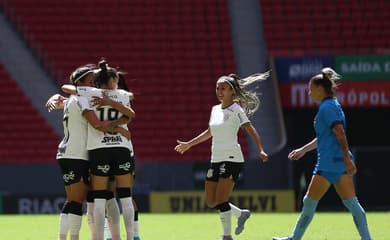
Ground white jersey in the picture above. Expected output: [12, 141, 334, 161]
[208, 102, 250, 163]
[76, 86, 134, 154]
[56, 95, 92, 160]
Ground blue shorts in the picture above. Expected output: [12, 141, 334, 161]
[313, 169, 347, 184]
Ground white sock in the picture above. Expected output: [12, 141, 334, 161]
[58, 213, 68, 240]
[133, 221, 139, 237]
[87, 202, 96, 240]
[229, 203, 242, 218]
[106, 198, 120, 239]
[68, 213, 82, 240]
[94, 198, 107, 240]
[104, 217, 112, 239]
[120, 197, 134, 240]
[220, 210, 232, 236]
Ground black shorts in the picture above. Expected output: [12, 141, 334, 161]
[58, 158, 90, 186]
[206, 161, 244, 182]
[89, 147, 135, 177]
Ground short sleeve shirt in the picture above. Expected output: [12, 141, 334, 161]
[56, 95, 92, 160]
[314, 98, 353, 172]
[76, 87, 134, 153]
[209, 102, 250, 163]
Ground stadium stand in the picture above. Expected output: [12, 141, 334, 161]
[0, 65, 59, 163]
[2, 0, 388, 163]
[2, 0, 246, 161]
[260, 0, 390, 55]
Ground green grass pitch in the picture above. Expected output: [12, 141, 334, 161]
[1, 212, 389, 239]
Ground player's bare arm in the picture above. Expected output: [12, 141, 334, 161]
[175, 128, 212, 154]
[241, 122, 268, 162]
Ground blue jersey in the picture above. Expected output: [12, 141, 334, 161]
[314, 98, 353, 172]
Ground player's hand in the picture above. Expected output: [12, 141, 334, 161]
[259, 150, 268, 162]
[92, 95, 112, 107]
[174, 140, 191, 154]
[99, 120, 114, 132]
[345, 158, 357, 176]
[46, 94, 66, 111]
[288, 148, 306, 161]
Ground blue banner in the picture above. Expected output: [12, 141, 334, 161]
[273, 56, 335, 82]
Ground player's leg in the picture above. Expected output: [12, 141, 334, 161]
[204, 163, 219, 208]
[105, 177, 120, 240]
[68, 182, 88, 240]
[215, 177, 235, 239]
[91, 174, 110, 240]
[115, 149, 136, 240]
[274, 174, 330, 240]
[132, 197, 141, 240]
[335, 174, 372, 240]
[215, 162, 243, 240]
[86, 191, 97, 240]
[225, 163, 249, 235]
[116, 173, 134, 240]
[59, 186, 71, 240]
[58, 159, 72, 240]
[67, 160, 89, 240]
[89, 149, 112, 240]
[205, 180, 218, 208]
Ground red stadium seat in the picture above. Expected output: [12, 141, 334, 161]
[260, 0, 390, 54]
[0, 65, 59, 163]
[2, 0, 244, 162]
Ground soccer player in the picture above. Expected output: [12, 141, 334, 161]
[103, 71, 141, 240]
[47, 65, 128, 240]
[272, 68, 372, 240]
[62, 60, 136, 240]
[174, 72, 270, 240]
[117, 72, 142, 240]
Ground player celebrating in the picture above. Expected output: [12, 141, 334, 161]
[175, 72, 269, 240]
[47, 65, 128, 240]
[62, 60, 136, 240]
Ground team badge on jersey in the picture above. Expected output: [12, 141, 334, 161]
[223, 112, 231, 121]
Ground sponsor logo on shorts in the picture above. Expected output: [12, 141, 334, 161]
[206, 169, 214, 178]
[63, 171, 75, 183]
[97, 164, 110, 173]
[219, 163, 226, 175]
[119, 162, 131, 171]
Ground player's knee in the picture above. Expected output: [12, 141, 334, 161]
[117, 187, 132, 198]
[68, 201, 83, 216]
[91, 190, 112, 200]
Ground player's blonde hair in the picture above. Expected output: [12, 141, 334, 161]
[218, 71, 270, 116]
[311, 67, 341, 96]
